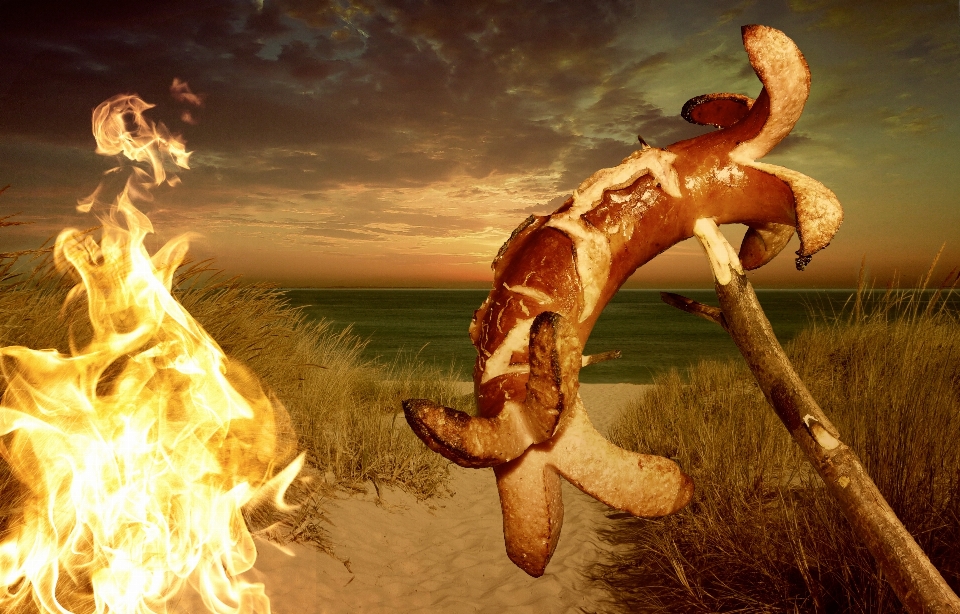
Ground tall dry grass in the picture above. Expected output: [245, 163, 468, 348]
[591, 261, 960, 612]
[0, 243, 463, 550]
[175, 270, 463, 499]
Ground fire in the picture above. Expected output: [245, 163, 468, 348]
[0, 95, 303, 613]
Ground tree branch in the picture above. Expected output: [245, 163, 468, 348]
[659, 292, 726, 329]
[663, 218, 960, 613]
[581, 349, 621, 367]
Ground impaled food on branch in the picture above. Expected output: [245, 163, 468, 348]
[404, 24, 842, 577]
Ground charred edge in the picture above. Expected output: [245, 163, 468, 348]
[526, 312, 565, 437]
[680, 94, 712, 125]
[680, 92, 753, 128]
[402, 398, 496, 468]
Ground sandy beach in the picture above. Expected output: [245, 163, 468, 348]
[237, 383, 648, 614]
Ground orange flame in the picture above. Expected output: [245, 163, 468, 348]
[0, 95, 303, 613]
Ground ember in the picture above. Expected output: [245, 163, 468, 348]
[0, 95, 303, 613]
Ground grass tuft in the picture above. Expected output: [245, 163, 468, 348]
[591, 260, 960, 612]
[176, 278, 462, 500]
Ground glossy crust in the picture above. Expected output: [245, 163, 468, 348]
[403, 24, 843, 577]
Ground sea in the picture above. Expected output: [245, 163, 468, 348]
[282, 288, 865, 384]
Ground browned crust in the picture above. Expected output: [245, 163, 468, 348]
[524, 312, 581, 440]
[495, 453, 564, 577]
[681, 92, 754, 128]
[402, 24, 842, 578]
[739, 222, 795, 270]
[403, 311, 584, 467]
[402, 399, 516, 468]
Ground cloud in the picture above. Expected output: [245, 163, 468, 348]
[301, 226, 386, 241]
[769, 132, 814, 154]
[0, 0, 768, 205]
[878, 105, 944, 135]
[1, 0, 956, 286]
[507, 193, 570, 217]
[787, 0, 959, 65]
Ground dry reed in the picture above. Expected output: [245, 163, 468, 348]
[0, 236, 460, 552]
[591, 258, 960, 613]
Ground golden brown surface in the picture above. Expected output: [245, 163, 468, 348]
[403, 24, 843, 577]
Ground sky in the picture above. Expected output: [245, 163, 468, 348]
[0, 0, 958, 288]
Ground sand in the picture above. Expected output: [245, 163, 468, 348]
[243, 383, 649, 613]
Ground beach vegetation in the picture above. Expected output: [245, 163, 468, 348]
[592, 259, 960, 612]
[0, 238, 462, 551]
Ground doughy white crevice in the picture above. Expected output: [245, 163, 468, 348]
[469, 293, 494, 343]
[544, 216, 610, 323]
[546, 147, 682, 322]
[505, 284, 551, 305]
[481, 317, 535, 384]
[571, 147, 682, 213]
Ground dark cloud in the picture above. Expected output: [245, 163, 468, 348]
[787, 0, 959, 66]
[0, 0, 658, 189]
[632, 52, 671, 73]
[554, 137, 638, 191]
[585, 88, 711, 145]
[1, 0, 956, 286]
[508, 193, 569, 217]
[0, 1, 246, 142]
[877, 105, 944, 135]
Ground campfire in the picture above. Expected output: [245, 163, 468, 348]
[0, 95, 303, 613]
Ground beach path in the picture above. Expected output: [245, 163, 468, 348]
[245, 383, 647, 613]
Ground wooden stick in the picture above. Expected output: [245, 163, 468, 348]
[663, 218, 960, 613]
[581, 349, 622, 367]
[659, 293, 724, 327]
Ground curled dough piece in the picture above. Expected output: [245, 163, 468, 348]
[404, 311, 581, 468]
[404, 23, 843, 577]
[409, 311, 693, 577]
[739, 222, 795, 270]
[497, 396, 694, 576]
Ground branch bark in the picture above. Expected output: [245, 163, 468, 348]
[581, 349, 621, 367]
[663, 219, 960, 613]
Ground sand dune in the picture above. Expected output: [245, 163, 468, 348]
[245, 383, 648, 613]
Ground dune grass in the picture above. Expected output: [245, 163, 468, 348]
[176, 271, 464, 499]
[0, 249, 464, 551]
[591, 264, 960, 612]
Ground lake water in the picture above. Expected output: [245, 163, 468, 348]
[282, 288, 861, 384]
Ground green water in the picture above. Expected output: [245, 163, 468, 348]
[282, 288, 856, 384]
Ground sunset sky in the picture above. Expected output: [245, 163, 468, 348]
[1, 0, 957, 288]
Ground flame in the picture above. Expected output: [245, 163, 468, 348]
[0, 95, 303, 613]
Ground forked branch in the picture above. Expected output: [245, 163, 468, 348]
[664, 218, 960, 613]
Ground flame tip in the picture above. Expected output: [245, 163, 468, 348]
[2, 93, 300, 613]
